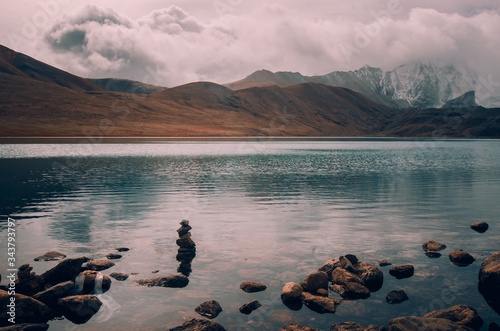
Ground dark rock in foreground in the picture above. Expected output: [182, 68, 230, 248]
[41, 257, 89, 287]
[389, 265, 414, 279]
[86, 259, 115, 271]
[136, 275, 189, 288]
[301, 292, 339, 314]
[195, 300, 223, 319]
[280, 324, 317, 330]
[470, 221, 489, 233]
[423, 304, 483, 330]
[478, 251, 500, 314]
[422, 240, 447, 252]
[109, 272, 129, 281]
[169, 318, 226, 331]
[490, 322, 500, 331]
[0, 323, 49, 331]
[0, 290, 53, 327]
[57, 295, 102, 324]
[239, 300, 262, 315]
[386, 289, 409, 304]
[34, 251, 66, 262]
[32, 281, 74, 306]
[300, 271, 329, 293]
[387, 316, 474, 330]
[240, 281, 267, 293]
[449, 250, 475, 266]
[331, 321, 387, 330]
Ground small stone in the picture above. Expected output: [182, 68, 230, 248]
[425, 251, 442, 258]
[279, 324, 317, 331]
[389, 264, 414, 279]
[239, 300, 261, 315]
[106, 253, 122, 260]
[34, 251, 66, 262]
[300, 271, 329, 292]
[86, 260, 115, 271]
[180, 219, 190, 226]
[116, 247, 130, 252]
[57, 295, 102, 324]
[152, 270, 159, 274]
[449, 250, 475, 266]
[176, 235, 196, 249]
[316, 288, 329, 297]
[379, 260, 391, 267]
[136, 275, 189, 288]
[169, 318, 226, 331]
[240, 281, 267, 293]
[281, 282, 303, 302]
[470, 221, 489, 233]
[422, 240, 447, 252]
[386, 289, 409, 304]
[177, 225, 192, 237]
[195, 300, 223, 319]
[109, 272, 129, 281]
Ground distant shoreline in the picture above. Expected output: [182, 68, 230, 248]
[0, 136, 497, 144]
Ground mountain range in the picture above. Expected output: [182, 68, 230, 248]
[0, 44, 499, 138]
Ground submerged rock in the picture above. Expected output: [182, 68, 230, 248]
[449, 250, 475, 266]
[280, 324, 317, 331]
[106, 253, 122, 260]
[425, 251, 442, 258]
[0, 290, 53, 326]
[169, 318, 226, 331]
[478, 251, 500, 314]
[301, 292, 340, 314]
[239, 300, 262, 315]
[281, 282, 303, 302]
[57, 295, 102, 324]
[34, 251, 66, 262]
[389, 265, 414, 279]
[330, 282, 370, 300]
[470, 221, 489, 233]
[109, 272, 129, 281]
[300, 271, 329, 293]
[386, 289, 409, 304]
[86, 259, 115, 271]
[195, 300, 223, 319]
[240, 281, 267, 293]
[115, 247, 130, 252]
[379, 260, 391, 267]
[136, 275, 189, 288]
[423, 305, 483, 330]
[422, 240, 447, 252]
[32, 281, 74, 306]
[330, 322, 387, 330]
[0, 324, 49, 331]
[387, 316, 474, 330]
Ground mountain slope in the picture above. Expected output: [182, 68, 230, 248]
[89, 78, 166, 94]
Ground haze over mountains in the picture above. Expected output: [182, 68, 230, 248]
[0, 44, 499, 138]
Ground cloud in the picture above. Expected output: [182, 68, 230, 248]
[36, 3, 500, 89]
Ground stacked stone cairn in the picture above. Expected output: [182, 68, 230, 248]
[176, 220, 196, 276]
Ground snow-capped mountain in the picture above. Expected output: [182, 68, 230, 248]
[229, 62, 491, 109]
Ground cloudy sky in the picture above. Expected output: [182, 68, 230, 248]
[1, 0, 499, 87]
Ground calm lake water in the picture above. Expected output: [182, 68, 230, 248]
[1, 140, 499, 330]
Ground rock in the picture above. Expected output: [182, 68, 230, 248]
[422, 240, 447, 252]
[339, 256, 355, 272]
[17, 264, 33, 280]
[32, 281, 75, 306]
[449, 250, 475, 266]
[82, 270, 112, 294]
[423, 305, 483, 330]
[152, 270, 159, 274]
[180, 219, 190, 227]
[470, 221, 489, 233]
[57, 295, 102, 324]
[41, 257, 89, 286]
[301, 292, 340, 314]
[177, 225, 192, 237]
[387, 316, 474, 330]
[379, 260, 391, 267]
[109, 272, 129, 281]
[478, 251, 500, 314]
[389, 265, 414, 279]
[136, 275, 189, 288]
[318, 258, 341, 280]
[116, 247, 130, 252]
[330, 282, 370, 300]
[281, 282, 303, 302]
[331, 268, 362, 286]
[280, 324, 318, 331]
[0, 324, 49, 331]
[15, 265, 45, 296]
[195, 300, 223, 319]
[352, 262, 384, 292]
[490, 322, 500, 331]
[169, 318, 226, 331]
[330, 322, 387, 330]
[34, 251, 66, 262]
[106, 253, 122, 260]
[344, 254, 359, 265]
[86, 259, 115, 271]
[386, 289, 409, 304]
[240, 281, 267, 293]
[300, 271, 329, 292]
[0, 290, 53, 327]
[425, 251, 442, 258]
[176, 234, 196, 249]
[316, 288, 329, 297]
[239, 300, 261, 315]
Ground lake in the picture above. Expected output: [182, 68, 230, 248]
[1, 140, 499, 330]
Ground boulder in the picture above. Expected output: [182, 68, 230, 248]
[279, 324, 318, 331]
[169, 318, 226, 331]
[32, 281, 75, 306]
[423, 305, 483, 330]
[240, 281, 267, 293]
[106, 253, 122, 260]
[0, 290, 53, 327]
[387, 316, 474, 330]
[478, 251, 500, 314]
[301, 292, 340, 314]
[195, 300, 223, 319]
[330, 322, 387, 330]
[281, 282, 303, 302]
[422, 240, 447, 252]
[449, 250, 475, 266]
[389, 265, 414, 279]
[339, 256, 355, 272]
[239, 300, 261, 315]
[331, 268, 362, 286]
[136, 275, 189, 288]
[57, 295, 102, 324]
[344, 254, 359, 265]
[300, 271, 329, 292]
[0, 324, 49, 331]
[86, 259, 115, 271]
[41, 257, 89, 286]
[470, 221, 489, 233]
[330, 282, 370, 300]
[109, 272, 129, 281]
[353, 262, 384, 292]
[379, 260, 391, 267]
[318, 258, 341, 280]
[386, 289, 409, 304]
[82, 270, 111, 294]
[34, 251, 66, 262]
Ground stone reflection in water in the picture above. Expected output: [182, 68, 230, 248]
[176, 219, 196, 276]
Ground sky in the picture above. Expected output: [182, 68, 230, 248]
[1, 0, 500, 87]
